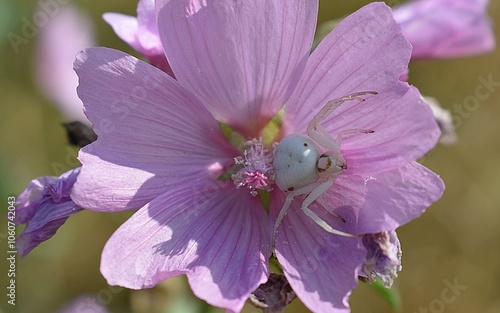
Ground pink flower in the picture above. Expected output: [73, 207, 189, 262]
[71, 1, 444, 312]
[103, 0, 173, 76]
[16, 168, 82, 256]
[393, 0, 496, 59]
[36, 4, 94, 123]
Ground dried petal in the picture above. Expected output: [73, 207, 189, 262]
[360, 230, 402, 287]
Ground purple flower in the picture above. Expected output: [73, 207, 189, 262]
[16, 168, 82, 257]
[103, 0, 174, 76]
[71, 2, 444, 312]
[360, 230, 402, 287]
[36, 4, 94, 123]
[393, 0, 496, 59]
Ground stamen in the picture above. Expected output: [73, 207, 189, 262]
[232, 138, 275, 196]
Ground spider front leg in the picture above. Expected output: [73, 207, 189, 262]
[273, 182, 323, 250]
[299, 179, 356, 238]
[307, 91, 378, 150]
[272, 180, 356, 252]
[307, 91, 377, 134]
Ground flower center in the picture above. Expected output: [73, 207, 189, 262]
[231, 138, 276, 196]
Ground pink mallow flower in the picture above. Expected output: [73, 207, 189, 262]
[36, 4, 94, 123]
[103, 0, 173, 76]
[16, 168, 82, 256]
[393, 0, 495, 59]
[71, 2, 444, 312]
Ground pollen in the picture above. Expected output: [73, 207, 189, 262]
[232, 138, 275, 196]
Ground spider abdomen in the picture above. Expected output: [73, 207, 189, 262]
[273, 134, 320, 192]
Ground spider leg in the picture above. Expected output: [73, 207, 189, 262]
[301, 180, 357, 238]
[315, 196, 346, 223]
[311, 124, 374, 153]
[273, 182, 323, 252]
[273, 191, 295, 248]
[308, 124, 340, 151]
[336, 128, 374, 146]
[306, 91, 378, 136]
[307, 91, 377, 151]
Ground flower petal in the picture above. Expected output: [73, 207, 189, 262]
[339, 87, 440, 175]
[360, 230, 402, 287]
[393, 0, 496, 59]
[320, 162, 445, 234]
[101, 182, 270, 312]
[104, 5, 173, 76]
[272, 192, 365, 313]
[16, 168, 82, 256]
[72, 47, 236, 212]
[103, 0, 162, 57]
[156, 0, 318, 135]
[286, 3, 440, 173]
[425, 96, 457, 145]
[136, 0, 162, 54]
[102, 13, 141, 51]
[285, 2, 411, 134]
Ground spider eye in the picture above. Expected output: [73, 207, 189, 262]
[317, 154, 332, 172]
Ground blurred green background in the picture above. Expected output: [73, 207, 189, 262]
[1, 0, 499, 312]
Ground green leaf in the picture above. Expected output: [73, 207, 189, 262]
[371, 279, 402, 313]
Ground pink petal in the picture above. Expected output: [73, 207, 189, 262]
[393, 0, 496, 59]
[101, 183, 270, 312]
[285, 2, 411, 135]
[271, 192, 365, 313]
[103, 9, 173, 76]
[319, 162, 445, 235]
[155, 0, 318, 135]
[135, 0, 173, 75]
[36, 5, 94, 123]
[72, 48, 236, 212]
[270, 162, 443, 311]
[104, 0, 162, 57]
[339, 87, 440, 175]
[286, 3, 439, 174]
[102, 13, 141, 52]
[136, 0, 162, 54]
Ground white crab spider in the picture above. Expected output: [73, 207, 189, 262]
[272, 91, 378, 245]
